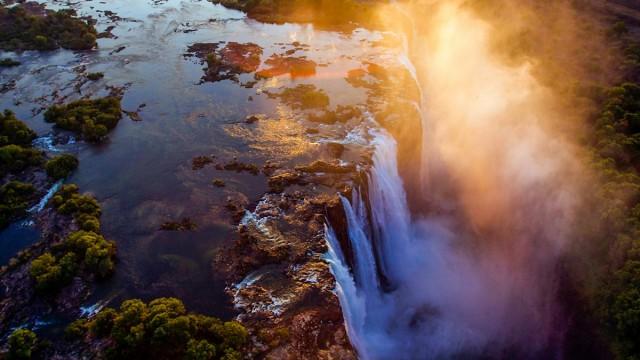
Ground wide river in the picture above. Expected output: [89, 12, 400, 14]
[0, 0, 393, 321]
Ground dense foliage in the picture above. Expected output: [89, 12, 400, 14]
[0, 111, 40, 229]
[44, 97, 122, 142]
[0, 4, 97, 51]
[45, 153, 79, 179]
[0, 181, 35, 229]
[7, 328, 38, 360]
[0, 145, 42, 177]
[75, 297, 248, 359]
[29, 184, 115, 293]
[210, 0, 381, 28]
[0, 110, 36, 147]
[582, 24, 640, 359]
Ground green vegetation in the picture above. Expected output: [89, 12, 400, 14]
[0, 5, 97, 51]
[45, 153, 79, 179]
[210, 0, 382, 28]
[0, 58, 20, 67]
[86, 72, 104, 81]
[0, 181, 35, 228]
[30, 252, 76, 293]
[44, 97, 122, 142]
[29, 184, 115, 293]
[0, 110, 36, 147]
[579, 24, 640, 359]
[7, 328, 38, 360]
[0, 110, 40, 228]
[0, 145, 42, 177]
[64, 319, 88, 340]
[51, 184, 101, 230]
[78, 297, 248, 359]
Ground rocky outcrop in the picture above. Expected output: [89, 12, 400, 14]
[186, 42, 264, 84]
[215, 180, 364, 359]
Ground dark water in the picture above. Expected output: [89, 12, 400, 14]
[0, 0, 389, 319]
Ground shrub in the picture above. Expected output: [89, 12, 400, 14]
[44, 97, 122, 142]
[64, 230, 116, 278]
[65, 319, 88, 340]
[0, 110, 36, 147]
[84, 237, 116, 278]
[52, 184, 101, 220]
[45, 153, 79, 179]
[0, 145, 43, 176]
[7, 328, 37, 360]
[87, 297, 248, 359]
[90, 307, 117, 337]
[0, 5, 97, 51]
[186, 339, 216, 360]
[0, 181, 35, 228]
[30, 253, 65, 293]
[87, 72, 104, 81]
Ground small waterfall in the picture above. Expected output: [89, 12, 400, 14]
[28, 180, 63, 214]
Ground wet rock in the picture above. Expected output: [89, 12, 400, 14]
[185, 42, 220, 59]
[0, 79, 16, 94]
[159, 217, 197, 231]
[186, 42, 263, 83]
[214, 190, 358, 359]
[245, 114, 262, 124]
[262, 161, 281, 176]
[191, 155, 214, 170]
[225, 193, 249, 222]
[109, 46, 126, 55]
[0, 58, 20, 67]
[97, 25, 116, 39]
[295, 160, 355, 174]
[255, 54, 317, 78]
[268, 171, 306, 193]
[123, 109, 142, 121]
[212, 178, 226, 187]
[220, 42, 263, 73]
[0, 206, 89, 336]
[326, 142, 345, 158]
[308, 105, 362, 124]
[223, 159, 259, 175]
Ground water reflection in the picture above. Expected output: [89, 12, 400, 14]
[0, 0, 390, 317]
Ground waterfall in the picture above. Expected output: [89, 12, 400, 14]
[28, 180, 63, 214]
[326, 128, 491, 359]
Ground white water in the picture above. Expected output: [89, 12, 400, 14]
[326, 44, 569, 360]
[28, 180, 63, 214]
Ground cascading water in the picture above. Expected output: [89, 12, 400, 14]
[326, 129, 491, 359]
[325, 2, 580, 357]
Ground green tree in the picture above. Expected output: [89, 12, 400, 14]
[186, 339, 216, 360]
[29, 253, 63, 293]
[7, 328, 37, 360]
[45, 153, 79, 179]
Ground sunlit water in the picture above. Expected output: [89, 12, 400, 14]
[0, 0, 389, 319]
